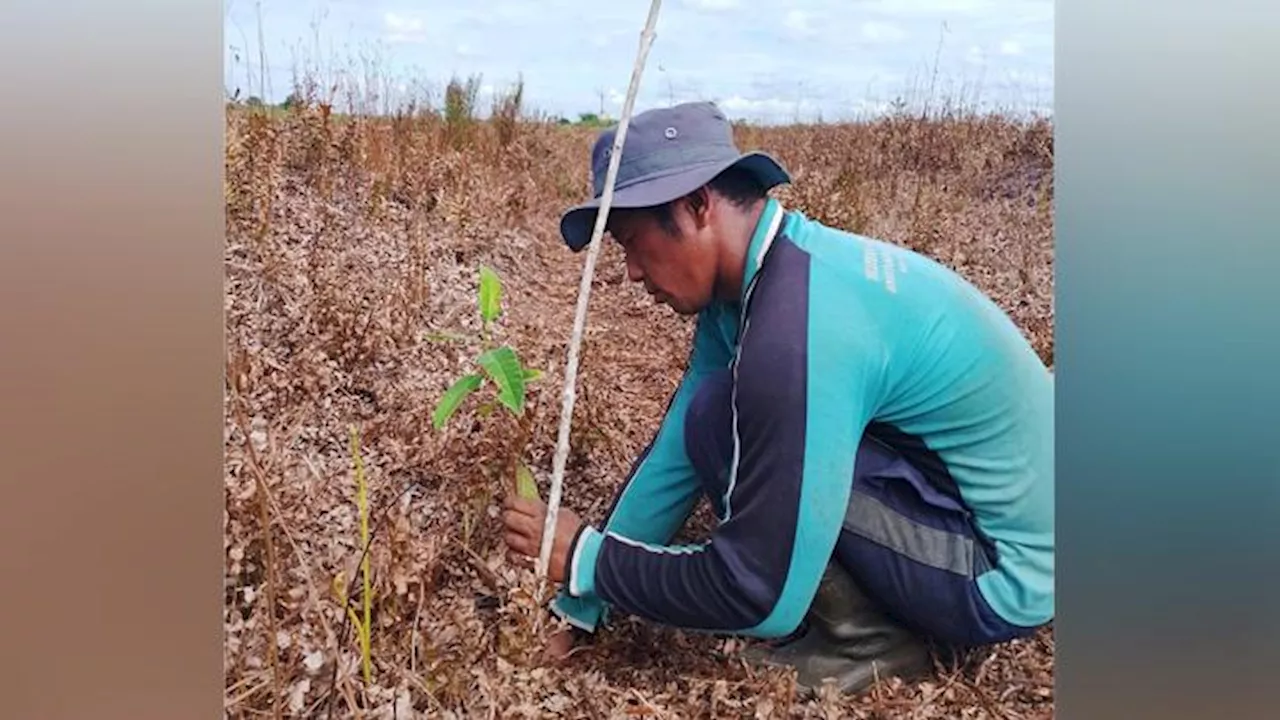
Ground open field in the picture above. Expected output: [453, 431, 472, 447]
[224, 99, 1054, 718]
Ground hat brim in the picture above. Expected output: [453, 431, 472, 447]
[558, 151, 791, 252]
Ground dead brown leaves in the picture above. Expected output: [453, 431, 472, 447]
[224, 104, 1054, 718]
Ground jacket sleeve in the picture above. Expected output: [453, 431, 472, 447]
[560, 274, 879, 639]
[550, 308, 735, 632]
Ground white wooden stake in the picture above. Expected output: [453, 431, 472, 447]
[535, 0, 665, 600]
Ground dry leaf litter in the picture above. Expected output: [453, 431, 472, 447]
[225, 102, 1054, 719]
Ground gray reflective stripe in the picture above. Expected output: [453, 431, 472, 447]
[842, 490, 980, 578]
[973, 535, 995, 576]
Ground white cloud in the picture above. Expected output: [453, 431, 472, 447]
[682, 0, 741, 11]
[862, 21, 907, 44]
[720, 95, 787, 113]
[870, 0, 999, 15]
[1000, 39, 1023, 55]
[383, 12, 421, 31]
[717, 94, 818, 121]
[850, 97, 896, 116]
[384, 12, 426, 44]
[1003, 69, 1052, 88]
[784, 10, 817, 38]
[590, 27, 631, 49]
[488, 4, 540, 22]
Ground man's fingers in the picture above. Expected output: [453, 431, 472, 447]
[504, 532, 535, 558]
[501, 509, 542, 541]
[503, 495, 543, 517]
[502, 528, 529, 552]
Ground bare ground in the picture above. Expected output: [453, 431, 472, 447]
[224, 104, 1054, 718]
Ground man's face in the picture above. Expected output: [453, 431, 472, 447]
[607, 199, 717, 316]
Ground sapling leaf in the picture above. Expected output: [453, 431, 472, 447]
[476, 345, 525, 415]
[432, 373, 484, 429]
[522, 367, 544, 382]
[478, 265, 502, 330]
[515, 461, 540, 501]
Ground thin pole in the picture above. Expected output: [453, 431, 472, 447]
[535, 0, 664, 600]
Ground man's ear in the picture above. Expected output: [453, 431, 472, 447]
[686, 186, 713, 230]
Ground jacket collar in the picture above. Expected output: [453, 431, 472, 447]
[739, 197, 786, 306]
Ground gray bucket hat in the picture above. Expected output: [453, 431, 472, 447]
[559, 101, 791, 251]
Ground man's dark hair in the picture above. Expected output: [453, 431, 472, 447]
[650, 164, 768, 235]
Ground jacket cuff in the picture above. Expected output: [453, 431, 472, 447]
[566, 526, 604, 598]
[549, 592, 606, 633]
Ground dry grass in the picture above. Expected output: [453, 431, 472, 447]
[224, 95, 1054, 718]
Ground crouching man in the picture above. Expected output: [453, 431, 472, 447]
[501, 102, 1054, 696]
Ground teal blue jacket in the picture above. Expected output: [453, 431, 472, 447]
[551, 199, 1054, 638]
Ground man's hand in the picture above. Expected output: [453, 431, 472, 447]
[543, 627, 581, 664]
[501, 495, 584, 585]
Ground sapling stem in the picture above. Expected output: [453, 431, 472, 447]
[535, 0, 665, 614]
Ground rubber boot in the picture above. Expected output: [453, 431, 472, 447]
[743, 562, 934, 696]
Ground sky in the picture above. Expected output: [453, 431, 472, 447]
[223, 0, 1053, 123]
